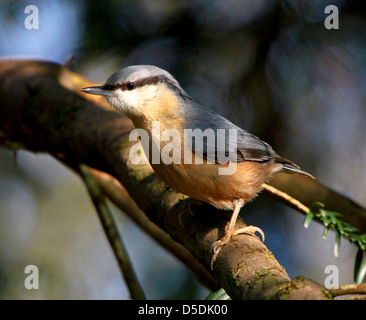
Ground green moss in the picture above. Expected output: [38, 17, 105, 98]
[321, 289, 333, 299]
[128, 163, 154, 181]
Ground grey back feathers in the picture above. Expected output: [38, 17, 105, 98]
[182, 101, 275, 163]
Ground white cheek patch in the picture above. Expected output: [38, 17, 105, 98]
[136, 85, 157, 101]
[119, 90, 139, 108]
[106, 95, 126, 112]
[120, 86, 157, 110]
[106, 91, 138, 116]
[105, 85, 158, 117]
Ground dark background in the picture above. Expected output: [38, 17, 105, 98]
[0, 0, 365, 299]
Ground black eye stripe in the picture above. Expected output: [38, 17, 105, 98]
[101, 74, 191, 102]
[103, 75, 168, 92]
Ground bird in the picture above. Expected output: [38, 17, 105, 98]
[80, 65, 313, 270]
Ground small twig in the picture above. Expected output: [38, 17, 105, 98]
[79, 164, 146, 300]
[263, 183, 366, 256]
[327, 283, 366, 298]
[263, 183, 309, 213]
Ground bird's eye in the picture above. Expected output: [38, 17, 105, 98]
[126, 82, 135, 91]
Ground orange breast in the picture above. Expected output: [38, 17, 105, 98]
[151, 157, 278, 210]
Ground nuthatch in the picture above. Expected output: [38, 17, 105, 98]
[81, 65, 313, 269]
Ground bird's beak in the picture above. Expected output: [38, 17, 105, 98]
[80, 85, 114, 96]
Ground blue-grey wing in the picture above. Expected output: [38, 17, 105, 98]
[183, 104, 275, 163]
[182, 102, 315, 178]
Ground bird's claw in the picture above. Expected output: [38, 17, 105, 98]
[210, 234, 232, 270]
[233, 225, 265, 243]
[212, 241, 221, 255]
[210, 225, 265, 270]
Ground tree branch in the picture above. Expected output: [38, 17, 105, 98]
[79, 164, 146, 300]
[327, 283, 366, 299]
[1, 59, 357, 299]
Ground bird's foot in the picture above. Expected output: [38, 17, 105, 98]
[210, 225, 265, 270]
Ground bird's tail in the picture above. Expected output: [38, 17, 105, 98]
[275, 156, 314, 179]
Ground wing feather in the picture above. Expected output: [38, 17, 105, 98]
[183, 104, 275, 163]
